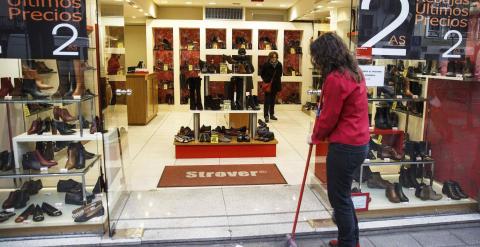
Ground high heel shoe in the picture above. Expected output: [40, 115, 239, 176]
[52, 120, 76, 135]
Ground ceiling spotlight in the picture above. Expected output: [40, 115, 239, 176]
[115, 0, 122, 2]
[139, 9, 143, 12]
[132, 16, 137, 18]
[256, 3, 262, 6]
[160, 0, 168, 3]
[144, 13, 148, 16]
[185, 1, 192, 4]
[133, 4, 138, 8]
[208, 2, 216, 5]
[327, 6, 334, 9]
[316, 5, 323, 9]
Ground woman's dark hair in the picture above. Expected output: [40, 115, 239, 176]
[268, 51, 278, 59]
[310, 32, 363, 83]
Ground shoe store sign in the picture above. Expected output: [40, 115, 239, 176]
[0, 0, 88, 59]
[358, 0, 470, 59]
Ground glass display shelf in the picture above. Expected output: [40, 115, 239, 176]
[0, 95, 95, 104]
[0, 155, 100, 179]
[368, 97, 427, 102]
[363, 159, 435, 166]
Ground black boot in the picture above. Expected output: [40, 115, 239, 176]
[404, 141, 416, 161]
[464, 58, 474, 78]
[422, 60, 431, 75]
[22, 79, 49, 98]
[446, 60, 456, 77]
[194, 77, 203, 110]
[187, 78, 196, 110]
[399, 166, 413, 188]
[394, 182, 409, 202]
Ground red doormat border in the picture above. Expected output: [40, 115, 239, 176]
[158, 164, 287, 187]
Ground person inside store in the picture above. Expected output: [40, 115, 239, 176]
[309, 32, 370, 247]
[260, 51, 283, 122]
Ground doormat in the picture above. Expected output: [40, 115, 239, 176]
[158, 164, 287, 187]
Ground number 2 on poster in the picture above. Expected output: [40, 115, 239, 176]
[52, 23, 79, 56]
[360, 0, 409, 56]
[442, 30, 462, 58]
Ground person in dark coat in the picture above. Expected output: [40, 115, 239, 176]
[260, 51, 282, 122]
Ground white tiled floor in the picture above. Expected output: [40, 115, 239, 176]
[107, 107, 327, 240]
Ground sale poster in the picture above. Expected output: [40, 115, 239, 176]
[358, 0, 470, 60]
[0, 0, 88, 59]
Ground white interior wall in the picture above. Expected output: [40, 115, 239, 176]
[146, 19, 314, 108]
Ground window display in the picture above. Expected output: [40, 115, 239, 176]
[258, 30, 278, 50]
[153, 28, 174, 104]
[283, 30, 303, 76]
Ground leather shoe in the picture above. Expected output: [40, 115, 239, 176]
[386, 185, 401, 203]
[442, 181, 461, 200]
[0, 210, 16, 222]
[418, 185, 442, 201]
[15, 204, 35, 223]
[378, 145, 403, 160]
[451, 181, 468, 199]
[74, 201, 104, 222]
[52, 120, 76, 135]
[14, 190, 30, 209]
[33, 204, 44, 222]
[65, 191, 94, 205]
[367, 172, 392, 189]
[41, 202, 62, 216]
[2, 190, 18, 209]
[53, 106, 77, 122]
[394, 182, 409, 202]
[21, 179, 43, 195]
[57, 179, 82, 193]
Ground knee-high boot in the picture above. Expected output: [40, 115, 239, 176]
[195, 77, 203, 110]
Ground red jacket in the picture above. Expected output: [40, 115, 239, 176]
[312, 70, 370, 146]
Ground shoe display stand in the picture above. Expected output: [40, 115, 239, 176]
[1, 96, 102, 205]
[202, 73, 253, 111]
[0, 188, 106, 237]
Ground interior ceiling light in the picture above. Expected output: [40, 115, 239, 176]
[256, 3, 262, 6]
[132, 16, 137, 18]
[208, 2, 216, 5]
[185, 1, 192, 4]
[160, 0, 168, 3]
[144, 13, 148, 16]
[280, 4, 287, 7]
[316, 5, 323, 9]
[139, 9, 143, 12]
[327, 6, 334, 9]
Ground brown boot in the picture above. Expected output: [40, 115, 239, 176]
[72, 60, 85, 97]
[11, 78, 25, 97]
[419, 185, 443, 201]
[0, 77, 14, 97]
[386, 185, 401, 203]
[367, 172, 392, 189]
[53, 106, 77, 122]
[65, 144, 79, 170]
[378, 145, 403, 160]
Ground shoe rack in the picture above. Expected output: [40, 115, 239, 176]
[0, 96, 102, 205]
[153, 28, 175, 105]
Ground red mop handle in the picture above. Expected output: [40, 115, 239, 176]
[291, 144, 314, 239]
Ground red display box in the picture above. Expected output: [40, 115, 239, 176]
[175, 140, 277, 159]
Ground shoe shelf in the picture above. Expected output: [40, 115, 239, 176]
[0, 155, 100, 179]
[0, 188, 106, 236]
[13, 130, 103, 142]
[175, 139, 277, 158]
[201, 73, 253, 81]
[0, 95, 95, 104]
[368, 97, 427, 102]
[174, 138, 278, 146]
[416, 74, 478, 82]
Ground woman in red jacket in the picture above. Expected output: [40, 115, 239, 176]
[310, 33, 370, 247]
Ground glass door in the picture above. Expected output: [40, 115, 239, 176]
[98, 0, 130, 237]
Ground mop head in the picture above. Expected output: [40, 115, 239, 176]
[285, 234, 298, 247]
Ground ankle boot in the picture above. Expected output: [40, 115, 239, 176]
[394, 182, 409, 202]
[407, 166, 420, 188]
[44, 142, 55, 161]
[53, 106, 77, 122]
[27, 118, 42, 135]
[195, 77, 203, 110]
[399, 166, 413, 188]
[72, 60, 85, 96]
[0, 77, 14, 97]
[415, 141, 429, 160]
[37, 117, 52, 135]
[53, 79, 71, 98]
[386, 184, 401, 203]
[12, 78, 25, 97]
[75, 143, 86, 169]
[404, 141, 416, 161]
[23, 79, 49, 98]
[34, 150, 57, 167]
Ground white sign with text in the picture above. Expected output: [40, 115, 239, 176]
[360, 65, 385, 87]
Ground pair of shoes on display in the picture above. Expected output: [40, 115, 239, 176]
[416, 183, 442, 201]
[218, 134, 232, 143]
[14, 203, 61, 223]
[422, 60, 439, 75]
[374, 104, 398, 129]
[72, 200, 104, 222]
[399, 166, 421, 189]
[246, 95, 260, 110]
[199, 132, 211, 142]
[224, 126, 247, 137]
[36, 141, 55, 161]
[200, 125, 211, 133]
[27, 103, 54, 114]
[175, 126, 194, 143]
[442, 180, 469, 200]
[57, 179, 82, 193]
[204, 95, 222, 110]
[90, 116, 106, 134]
[53, 106, 77, 122]
[63, 177, 104, 205]
[28, 117, 52, 135]
[2, 180, 42, 209]
[255, 130, 274, 142]
[367, 172, 393, 189]
[22, 151, 57, 170]
[54, 141, 72, 152]
[65, 190, 94, 205]
[404, 141, 429, 161]
[0, 77, 15, 97]
[377, 145, 403, 160]
[0, 210, 16, 223]
[0, 150, 14, 171]
[12, 78, 50, 99]
[446, 59, 472, 77]
[65, 142, 95, 170]
[386, 183, 409, 203]
[237, 133, 250, 142]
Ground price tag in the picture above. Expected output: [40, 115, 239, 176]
[241, 44, 246, 49]
[188, 65, 193, 71]
[4, 96, 12, 100]
[210, 133, 219, 144]
[384, 158, 391, 162]
[212, 43, 218, 49]
[377, 135, 383, 143]
[187, 44, 194, 51]
[290, 47, 296, 54]
[23, 105, 30, 117]
[40, 167, 48, 173]
[73, 95, 81, 99]
[392, 102, 397, 110]
[396, 95, 403, 99]
[265, 44, 272, 50]
[291, 70, 295, 76]
[392, 127, 398, 130]
[6, 208, 14, 213]
[23, 220, 31, 224]
[246, 91, 250, 96]
[95, 193, 103, 199]
[416, 156, 422, 161]
[456, 74, 463, 78]
[55, 202, 63, 208]
[163, 64, 168, 71]
[60, 168, 68, 173]
[412, 95, 419, 99]
[365, 159, 371, 163]
[163, 84, 168, 90]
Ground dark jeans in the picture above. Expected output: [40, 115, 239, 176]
[264, 92, 277, 117]
[327, 143, 368, 247]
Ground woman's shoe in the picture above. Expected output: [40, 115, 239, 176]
[33, 204, 44, 222]
[27, 118, 42, 135]
[41, 202, 62, 216]
[52, 121, 76, 135]
[33, 150, 57, 167]
[15, 204, 34, 223]
[53, 106, 77, 122]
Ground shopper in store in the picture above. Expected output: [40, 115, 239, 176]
[260, 51, 282, 122]
[309, 32, 369, 247]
